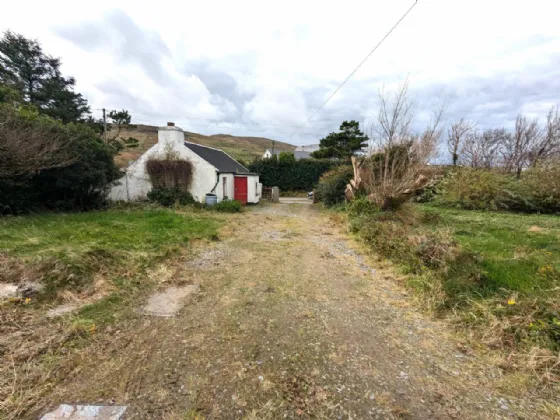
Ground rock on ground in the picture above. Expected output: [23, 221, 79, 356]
[40, 404, 126, 419]
[141, 284, 199, 317]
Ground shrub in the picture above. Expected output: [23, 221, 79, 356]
[248, 158, 334, 191]
[147, 186, 195, 207]
[278, 152, 296, 163]
[349, 204, 476, 279]
[314, 165, 354, 206]
[437, 166, 560, 213]
[437, 168, 515, 210]
[520, 163, 560, 213]
[346, 196, 380, 218]
[214, 199, 242, 213]
[0, 105, 120, 214]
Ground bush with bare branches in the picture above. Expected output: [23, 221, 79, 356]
[346, 80, 444, 210]
[0, 104, 76, 178]
[0, 102, 119, 214]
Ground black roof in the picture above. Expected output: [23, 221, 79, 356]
[184, 142, 253, 174]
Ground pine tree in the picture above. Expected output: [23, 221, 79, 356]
[312, 120, 368, 159]
[0, 31, 89, 123]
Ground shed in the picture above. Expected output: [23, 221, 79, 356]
[110, 123, 262, 204]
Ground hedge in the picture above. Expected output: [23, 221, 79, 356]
[0, 105, 120, 214]
[248, 159, 334, 191]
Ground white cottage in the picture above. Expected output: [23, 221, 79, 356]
[110, 123, 262, 204]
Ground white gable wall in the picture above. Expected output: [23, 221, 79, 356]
[110, 125, 222, 203]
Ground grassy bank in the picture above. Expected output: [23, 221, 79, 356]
[420, 205, 560, 296]
[0, 207, 219, 301]
[0, 207, 221, 417]
[348, 201, 560, 385]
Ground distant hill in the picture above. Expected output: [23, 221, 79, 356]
[112, 124, 295, 168]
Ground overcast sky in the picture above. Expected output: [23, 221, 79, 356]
[1, 0, 559, 146]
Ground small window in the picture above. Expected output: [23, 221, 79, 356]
[223, 177, 228, 199]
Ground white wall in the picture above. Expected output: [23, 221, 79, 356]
[110, 126, 221, 203]
[219, 173, 235, 201]
[246, 175, 260, 204]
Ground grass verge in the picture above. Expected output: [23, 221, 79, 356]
[0, 207, 220, 417]
[347, 199, 560, 387]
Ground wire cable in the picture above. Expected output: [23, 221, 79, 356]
[292, 0, 419, 137]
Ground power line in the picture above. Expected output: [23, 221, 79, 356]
[292, 0, 419, 137]
[91, 0, 419, 141]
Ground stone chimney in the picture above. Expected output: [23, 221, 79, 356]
[158, 122, 184, 148]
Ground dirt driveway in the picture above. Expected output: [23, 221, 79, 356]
[31, 203, 543, 419]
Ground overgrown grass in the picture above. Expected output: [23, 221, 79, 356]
[0, 207, 220, 309]
[0, 207, 221, 417]
[420, 205, 560, 295]
[348, 200, 560, 383]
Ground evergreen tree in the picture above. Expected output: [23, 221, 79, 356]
[312, 120, 369, 159]
[0, 31, 90, 123]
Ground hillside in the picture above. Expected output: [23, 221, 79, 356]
[113, 124, 295, 168]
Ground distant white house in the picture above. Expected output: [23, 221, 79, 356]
[110, 123, 261, 204]
[262, 149, 282, 159]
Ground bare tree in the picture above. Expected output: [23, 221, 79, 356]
[447, 118, 476, 166]
[346, 80, 445, 210]
[373, 79, 414, 146]
[528, 105, 560, 166]
[502, 114, 540, 178]
[462, 128, 505, 169]
[0, 106, 76, 178]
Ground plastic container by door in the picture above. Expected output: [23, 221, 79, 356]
[205, 193, 218, 206]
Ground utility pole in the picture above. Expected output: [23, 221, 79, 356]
[272, 140, 275, 154]
[102, 108, 107, 143]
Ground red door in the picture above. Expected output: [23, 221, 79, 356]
[234, 177, 248, 204]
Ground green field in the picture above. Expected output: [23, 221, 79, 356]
[0, 208, 219, 258]
[420, 205, 560, 295]
[0, 208, 220, 304]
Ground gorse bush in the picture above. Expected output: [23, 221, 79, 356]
[147, 186, 195, 207]
[213, 199, 242, 213]
[437, 166, 560, 213]
[314, 165, 354, 206]
[248, 158, 334, 191]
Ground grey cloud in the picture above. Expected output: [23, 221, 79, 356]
[95, 80, 151, 112]
[55, 10, 170, 83]
[54, 12, 560, 147]
[182, 55, 258, 117]
[291, 57, 560, 145]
